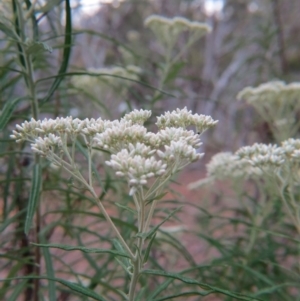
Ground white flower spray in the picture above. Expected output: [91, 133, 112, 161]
[11, 107, 217, 300]
[237, 81, 300, 142]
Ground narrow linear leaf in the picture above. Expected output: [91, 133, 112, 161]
[42, 0, 72, 103]
[2, 152, 15, 219]
[158, 231, 195, 266]
[12, 0, 26, 81]
[251, 283, 297, 297]
[145, 192, 168, 205]
[154, 290, 210, 301]
[143, 233, 156, 264]
[42, 239, 56, 301]
[115, 202, 136, 215]
[137, 207, 182, 240]
[0, 97, 23, 130]
[112, 239, 131, 268]
[7, 280, 27, 301]
[37, 72, 175, 98]
[0, 21, 17, 39]
[25, 163, 42, 235]
[0, 261, 27, 299]
[31, 243, 130, 258]
[146, 279, 173, 301]
[142, 269, 263, 301]
[26, 41, 53, 55]
[1, 276, 107, 301]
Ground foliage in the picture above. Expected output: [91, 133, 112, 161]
[1, 0, 300, 301]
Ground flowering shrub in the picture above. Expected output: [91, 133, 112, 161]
[190, 82, 300, 295]
[11, 107, 217, 300]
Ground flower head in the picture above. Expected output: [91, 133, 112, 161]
[121, 109, 152, 125]
[206, 152, 262, 180]
[106, 146, 167, 195]
[144, 15, 211, 47]
[11, 108, 216, 197]
[235, 143, 285, 172]
[281, 138, 300, 163]
[156, 107, 218, 135]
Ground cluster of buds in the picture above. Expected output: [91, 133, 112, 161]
[156, 107, 218, 134]
[237, 81, 300, 142]
[235, 143, 285, 173]
[237, 81, 300, 105]
[191, 137, 300, 189]
[206, 152, 262, 181]
[144, 15, 211, 47]
[11, 108, 217, 196]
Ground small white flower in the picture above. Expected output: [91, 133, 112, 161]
[235, 143, 285, 171]
[156, 107, 218, 135]
[122, 109, 151, 125]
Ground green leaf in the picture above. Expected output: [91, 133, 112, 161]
[145, 192, 168, 205]
[31, 243, 130, 258]
[154, 291, 210, 301]
[1, 276, 107, 301]
[142, 269, 205, 287]
[42, 238, 56, 301]
[42, 0, 72, 103]
[143, 233, 156, 264]
[252, 283, 297, 297]
[0, 261, 27, 299]
[26, 41, 53, 55]
[37, 72, 176, 99]
[142, 269, 263, 300]
[115, 202, 136, 214]
[146, 279, 173, 300]
[164, 61, 185, 85]
[0, 97, 23, 130]
[45, 277, 107, 301]
[12, 0, 26, 78]
[7, 280, 27, 301]
[24, 163, 42, 235]
[112, 239, 131, 271]
[0, 21, 17, 39]
[137, 207, 182, 240]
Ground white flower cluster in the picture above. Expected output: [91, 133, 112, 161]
[237, 81, 300, 105]
[156, 127, 201, 148]
[206, 152, 262, 180]
[31, 134, 62, 157]
[202, 138, 300, 185]
[144, 15, 211, 46]
[11, 109, 217, 196]
[281, 138, 300, 163]
[11, 117, 90, 143]
[235, 143, 285, 172]
[93, 122, 150, 153]
[106, 143, 166, 195]
[121, 109, 152, 125]
[156, 107, 218, 135]
[237, 81, 300, 141]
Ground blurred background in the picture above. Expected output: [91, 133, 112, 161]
[67, 0, 300, 153]
[1, 1, 300, 300]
